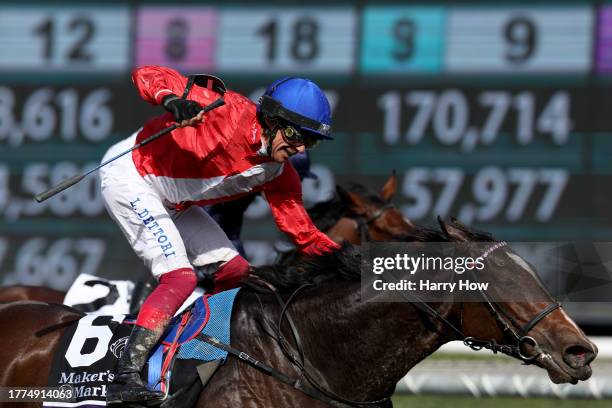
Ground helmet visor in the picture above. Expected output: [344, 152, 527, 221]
[259, 95, 332, 139]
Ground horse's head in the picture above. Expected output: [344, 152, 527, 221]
[329, 172, 415, 244]
[439, 218, 597, 384]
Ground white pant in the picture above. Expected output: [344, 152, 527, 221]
[100, 133, 238, 278]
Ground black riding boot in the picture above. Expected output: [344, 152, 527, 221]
[106, 325, 166, 404]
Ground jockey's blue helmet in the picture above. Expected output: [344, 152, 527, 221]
[258, 77, 333, 140]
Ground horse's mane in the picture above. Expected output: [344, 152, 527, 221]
[246, 220, 494, 294]
[447, 219, 495, 242]
[308, 183, 387, 231]
[245, 242, 361, 293]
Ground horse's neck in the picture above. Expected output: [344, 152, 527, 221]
[289, 281, 454, 401]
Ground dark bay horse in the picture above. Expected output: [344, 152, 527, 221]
[0, 173, 413, 305]
[0, 219, 596, 407]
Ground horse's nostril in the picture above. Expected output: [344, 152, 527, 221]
[563, 345, 596, 368]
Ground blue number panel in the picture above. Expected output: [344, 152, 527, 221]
[361, 7, 445, 74]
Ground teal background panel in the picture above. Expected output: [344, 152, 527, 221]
[361, 6, 445, 74]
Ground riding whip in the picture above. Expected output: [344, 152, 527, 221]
[33, 97, 225, 203]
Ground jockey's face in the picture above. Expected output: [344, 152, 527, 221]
[264, 118, 306, 163]
[271, 128, 306, 162]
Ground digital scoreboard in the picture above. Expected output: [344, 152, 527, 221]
[0, 1, 611, 292]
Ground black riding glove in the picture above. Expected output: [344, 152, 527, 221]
[162, 94, 203, 122]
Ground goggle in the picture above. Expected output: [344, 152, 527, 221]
[278, 124, 320, 149]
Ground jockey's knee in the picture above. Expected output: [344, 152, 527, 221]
[213, 255, 250, 294]
[159, 268, 198, 294]
[136, 268, 197, 331]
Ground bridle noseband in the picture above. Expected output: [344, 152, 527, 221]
[356, 205, 561, 363]
[464, 241, 561, 362]
[356, 203, 395, 242]
[415, 241, 561, 363]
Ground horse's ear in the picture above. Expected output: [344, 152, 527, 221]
[437, 216, 448, 234]
[380, 170, 397, 203]
[347, 192, 369, 215]
[438, 216, 469, 242]
[337, 185, 368, 215]
[450, 217, 470, 230]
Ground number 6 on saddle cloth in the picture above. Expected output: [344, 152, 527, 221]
[45, 288, 240, 407]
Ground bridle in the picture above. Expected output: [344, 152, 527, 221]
[408, 241, 561, 363]
[466, 241, 561, 361]
[356, 203, 396, 242]
[356, 205, 561, 360]
[197, 241, 559, 407]
[254, 241, 560, 408]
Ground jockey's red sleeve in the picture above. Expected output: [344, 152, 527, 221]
[264, 164, 340, 255]
[132, 65, 188, 105]
[131, 65, 217, 108]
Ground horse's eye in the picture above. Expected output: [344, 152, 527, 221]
[494, 258, 505, 267]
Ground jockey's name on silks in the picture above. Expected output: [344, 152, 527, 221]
[130, 197, 176, 258]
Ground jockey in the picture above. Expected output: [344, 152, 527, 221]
[205, 150, 318, 257]
[102, 66, 339, 404]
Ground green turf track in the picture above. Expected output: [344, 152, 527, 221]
[392, 395, 612, 407]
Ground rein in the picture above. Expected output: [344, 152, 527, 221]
[407, 241, 561, 363]
[197, 283, 391, 408]
[197, 239, 559, 405]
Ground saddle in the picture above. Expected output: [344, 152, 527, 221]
[145, 288, 240, 397]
